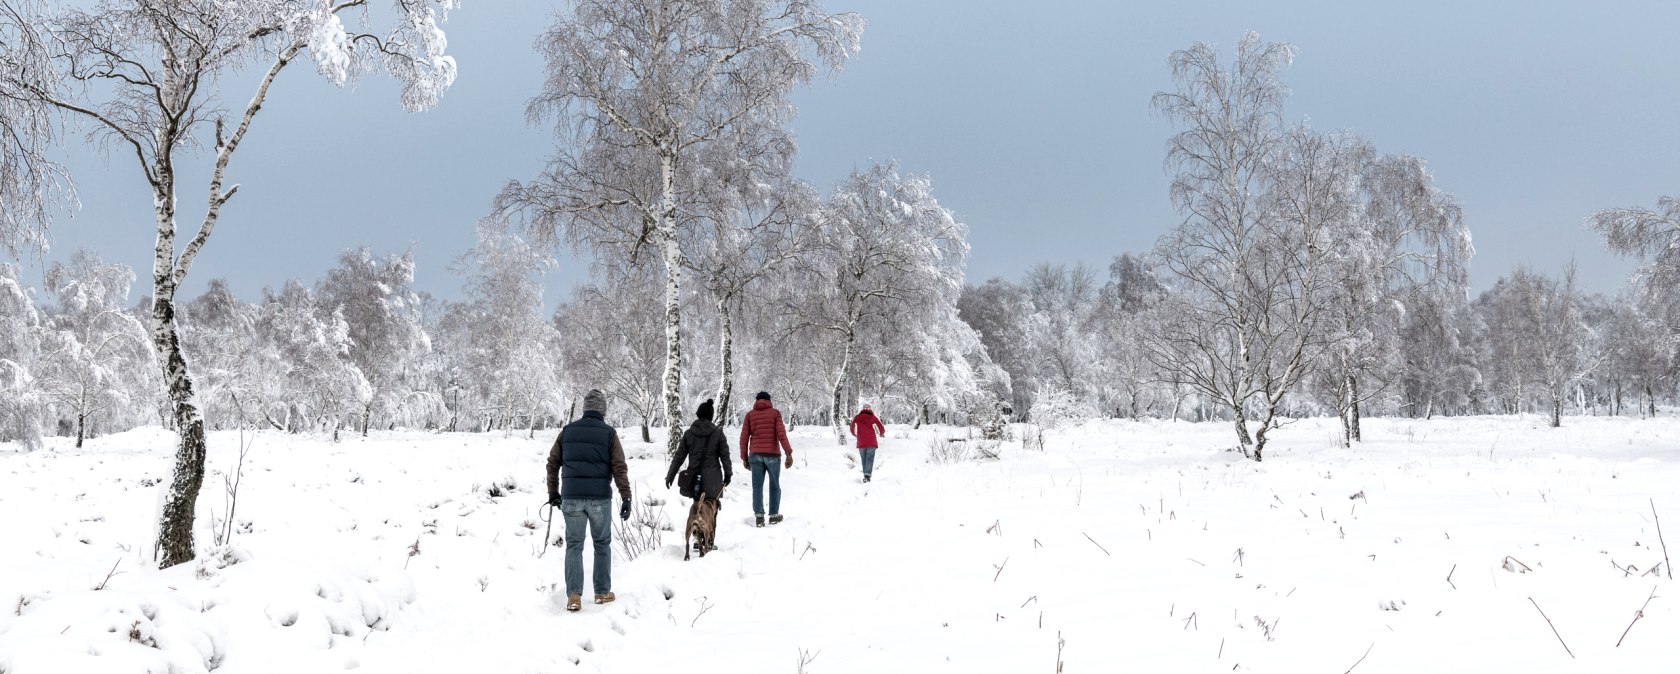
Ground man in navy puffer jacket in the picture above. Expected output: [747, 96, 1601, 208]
[546, 389, 632, 612]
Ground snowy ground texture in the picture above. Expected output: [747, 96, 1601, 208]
[2, 415, 1678, 673]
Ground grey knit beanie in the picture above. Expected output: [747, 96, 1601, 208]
[584, 389, 607, 415]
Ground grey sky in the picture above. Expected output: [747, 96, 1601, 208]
[30, 0, 1679, 306]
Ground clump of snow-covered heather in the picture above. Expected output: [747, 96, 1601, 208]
[2, 415, 1677, 672]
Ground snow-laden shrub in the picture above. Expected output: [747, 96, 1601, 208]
[1029, 384, 1099, 431]
[928, 435, 1001, 464]
[963, 393, 1008, 441]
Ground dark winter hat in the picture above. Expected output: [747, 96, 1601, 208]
[755, 391, 771, 401]
[584, 389, 607, 415]
[696, 398, 715, 421]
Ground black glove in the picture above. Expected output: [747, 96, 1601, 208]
[664, 475, 673, 489]
[547, 493, 562, 508]
[722, 476, 731, 487]
[619, 499, 632, 521]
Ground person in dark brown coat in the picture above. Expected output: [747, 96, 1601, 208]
[666, 398, 732, 551]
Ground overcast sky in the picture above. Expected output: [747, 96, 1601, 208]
[29, 0, 1680, 306]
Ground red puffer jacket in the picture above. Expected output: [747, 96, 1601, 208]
[739, 399, 793, 460]
[850, 410, 885, 448]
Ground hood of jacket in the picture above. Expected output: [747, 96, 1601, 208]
[752, 399, 774, 412]
[688, 418, 717, 436]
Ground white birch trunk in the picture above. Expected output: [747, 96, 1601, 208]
[1231, 408, 1252, 453]
[716, 294, 735, 422]
[829, 321, 857, 446]
[152, 179, 210, 569]
[659, 152, 685, 457]
[1349, 373, 1362, 442]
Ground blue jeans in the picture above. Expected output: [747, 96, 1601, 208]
[560, 498, 612, 596]
[858, 447, 876, 477]
[749, 454, 782, 515]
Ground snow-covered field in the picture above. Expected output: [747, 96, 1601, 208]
[2, 415, 1678, 673]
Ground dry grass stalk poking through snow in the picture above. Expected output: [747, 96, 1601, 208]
[616, 494, 670, 562]
[796, 647, 821, 674]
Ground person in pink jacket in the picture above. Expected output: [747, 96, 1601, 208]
[848, 403, 886, 483]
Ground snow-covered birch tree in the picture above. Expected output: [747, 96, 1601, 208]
[553, 261, 669, 443]
[316, 247, 433, 436]
[796, 161, 968, 444]
[0, 262, 47, 449]
[0, 0, 64, 258]
[450, 218, 561, 434]
[1476, 266, 1597, 426]
[1320, 148, 1472, 445]
[1242, 125, 1350, 456]
[1396, 294, 1481, 419]
[1146, 33, 1299, 460]
[685, 176, 817, 421]
[850, 286, 991, 427]
[499, 0, 861, 456]
[0, 0, 459, 567]
[1589, 195, 1680, 323]
[1524, 265, 1597, 428]
[182, 279, 285, 430]
[1598, 296, 1674, 417]
[260, 280, 364, 435]
[37, 250, 153, 448]
[957, 278, 1033, 415]
[1021, 262, 1100, 415]
[1092, 253, 1168, 418]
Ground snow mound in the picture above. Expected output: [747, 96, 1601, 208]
[0, 546, 415, 674]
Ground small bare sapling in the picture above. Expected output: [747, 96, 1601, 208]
[1615, 586, 1659, 647]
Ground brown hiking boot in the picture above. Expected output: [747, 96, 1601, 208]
[566, 593, 582, 612]
[594, 592, 616, 604]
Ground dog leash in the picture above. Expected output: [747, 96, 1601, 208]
[538, 502, 555, 558]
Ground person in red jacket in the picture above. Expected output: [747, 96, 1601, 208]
[849, 403, 886, 483]
[740, 391, 794, 527]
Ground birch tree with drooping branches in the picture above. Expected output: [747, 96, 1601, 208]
[791, 161, 968, 444]
[499, 0, 861, 456]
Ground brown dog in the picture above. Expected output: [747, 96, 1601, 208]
[683, 490, 721, 561]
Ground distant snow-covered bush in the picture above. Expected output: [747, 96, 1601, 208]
[928, 434, 1001, 464]
[1029, 384, 1098, 431]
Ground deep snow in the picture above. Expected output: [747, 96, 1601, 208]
[2, 415, 1678, 673]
